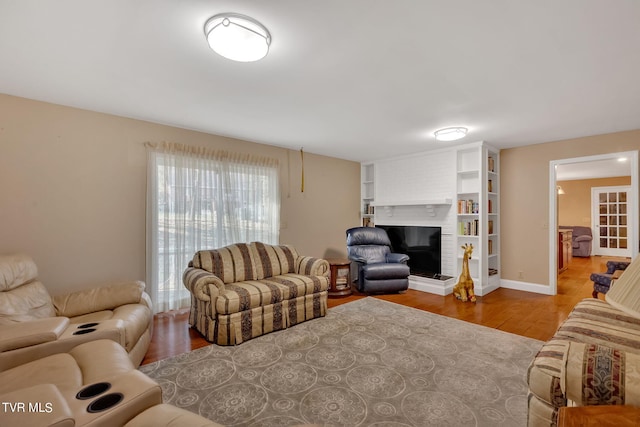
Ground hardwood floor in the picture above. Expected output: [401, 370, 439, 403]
[141, 255, 625, 365]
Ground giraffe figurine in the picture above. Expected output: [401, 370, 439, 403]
[453, 243, 476, 302]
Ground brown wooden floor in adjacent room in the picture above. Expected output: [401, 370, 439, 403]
[141, 255, 626, 365]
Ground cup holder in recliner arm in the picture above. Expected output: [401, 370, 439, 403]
[87, 393, 124, 413]
[77, 322, 100, 329]
[76, 382, 111, 400]
[73, 328, 97, 335]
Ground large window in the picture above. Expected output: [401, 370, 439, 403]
[146, 143, 280, 313]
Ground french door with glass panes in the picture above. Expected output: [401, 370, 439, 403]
[592, 186, 632, 257]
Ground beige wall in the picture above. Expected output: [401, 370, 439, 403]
[558, 177, 631, 227]
[0, 94, 360, 295]
[4, 93, 639, 295]
[501, 130, 640, 286]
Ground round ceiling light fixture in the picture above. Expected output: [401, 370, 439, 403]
[434, 127, 468, 142]
[204, 13, 271, 62]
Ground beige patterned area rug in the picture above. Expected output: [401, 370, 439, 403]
[140, 297, 543, 426]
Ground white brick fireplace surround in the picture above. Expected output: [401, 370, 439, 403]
[364, 141, 501, 297]
[373, 148, 458, 295]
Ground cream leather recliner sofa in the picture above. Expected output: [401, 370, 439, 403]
[0, 339, 223, 427]
[0, 254, 153, 368]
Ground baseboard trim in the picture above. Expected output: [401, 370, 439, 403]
[500, 279, 553, 295]
[475, 282, 501, 296]
[409, 277, 553, 296]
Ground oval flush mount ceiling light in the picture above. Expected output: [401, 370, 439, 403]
[204, 13, 271, 62]
[434, 127, 468, 142]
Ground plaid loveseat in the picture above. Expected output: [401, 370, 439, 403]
[527, 298, 640, 426]
[183, 242, 329, 345]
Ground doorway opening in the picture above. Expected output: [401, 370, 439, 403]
[548, 151, 639, 295]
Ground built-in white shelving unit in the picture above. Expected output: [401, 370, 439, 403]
[361, 162, 375, 226]
[455, 141, 500, 295]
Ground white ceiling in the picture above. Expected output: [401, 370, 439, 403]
[1, 1, 639, 162]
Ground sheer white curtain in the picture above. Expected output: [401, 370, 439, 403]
[146, 142, 280, 313]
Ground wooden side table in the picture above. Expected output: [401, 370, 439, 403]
[558, 405, 640, 426]
[326, 258, 352, 297]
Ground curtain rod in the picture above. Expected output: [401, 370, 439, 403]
[144, 141, 279, 167]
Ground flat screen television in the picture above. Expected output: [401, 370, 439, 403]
[376, 225, 441, 278]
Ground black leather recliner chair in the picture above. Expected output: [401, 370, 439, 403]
[346, 227, 410, 293]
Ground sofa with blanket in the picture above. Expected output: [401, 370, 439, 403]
[0, 254, 153, 368]
[527, 255, 640, 426]
[183, 242, 330, 345]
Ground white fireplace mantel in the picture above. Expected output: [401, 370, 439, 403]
[371, 199, 452, 207]
[372, 199, 452, 217]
